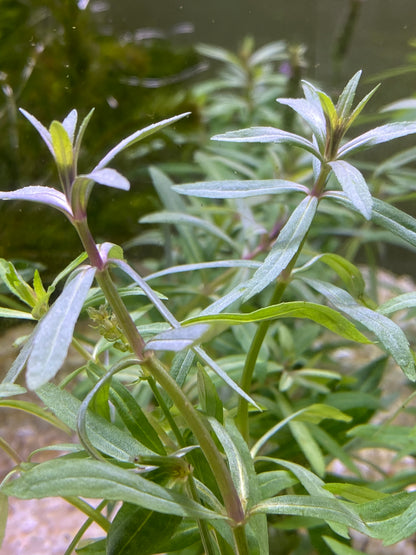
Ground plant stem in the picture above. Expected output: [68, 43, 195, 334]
[236, 279, 288, 440]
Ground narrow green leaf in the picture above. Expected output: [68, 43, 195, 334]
[336, 70, 362, 120]
[212, 127, 322, 159]
[279, 394, 326, 477]
[1, 458, 222, 520]
[149, 166, 202, 263]
[243, 195, 318, 300]
[329, 160, 373, 220]
[19, 108, 53, 155]
[184, 301, 371, 344]
[0, 185, 73, 217]
[346, 83, 380, 129]
[209, 418, 250, 510]
[0, 307, 34, 320]
[49, 120, 73, 169]
[378, 292, 416, 315]
[36, 383, 155, 460]
[0, 383, 26, 397]
[324, 483, 387, 503]
[326, 191, 416, 248]
[107, 374, 166, 455]
[94, 113, 190, 171]
[197, 365, 224, 423]
[196, 43, 241, 65]
[2, 330, 35, 384]
[107, 502, 181, 555]
[0, 259, 37, 307]
[145, 260, 260, 282]
[251, 494, 366, 532]
[140, 211, 238, 250]
[302, 277, 416, 380]
[172, 179, 307, 198]
[339, 122, 416, 158]
[74, 108, 95, 162]
[26, 267, 95, 389]
[318, 90, 338, 128]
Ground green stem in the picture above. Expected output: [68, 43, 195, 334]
[236, 280, 288, 440]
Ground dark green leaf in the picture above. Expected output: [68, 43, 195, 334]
[107, 502, 181, 555]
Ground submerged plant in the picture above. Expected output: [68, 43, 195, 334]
[1, 72, 416, 554]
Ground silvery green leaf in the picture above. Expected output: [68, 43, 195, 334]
[0, 383, 26, 397]
[149, 167, 202, 263]
[145, 260, 260, 281]
[62, 109, 78, 144]
[251, 495, 366, 533]
[302, 278, 416, 381]
[2, 330, 36, 384]
[248, 41, 286, 65]
[19, 108, 53, 156]
[140, 211, 238, 250]
[378, 292, 416, 315]
[0, 186, 73, 218]
[326, 192, 416, 248]
[382, 99, 416, 112]
[145, 324, 210, 352]
[82, 168, 130, 191]
[243, 195, 318, 300]
[172, 179, 308, 198]
[277, 97, 326, 148]
[26, 266, 96, 389]
[196, 43, 241, 65]
[0, 307, 34, 320]
[338, 122, 416, 158]
[94, 113, 190, 171]
[329, 160, 373, 220]
[74, 108, 95, 162]
[212, 127, 322, 159]
[1, 458, 221, 520]
[336, 70, 362, 119]
[209, 419, 250, 510]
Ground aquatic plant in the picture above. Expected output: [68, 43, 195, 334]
[2, 72, 416, 554]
